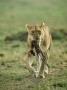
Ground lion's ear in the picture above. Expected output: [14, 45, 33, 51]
[25, 24, 32, 32]
[25, 24, 30, 29]
[41, 22, 46, 27]
[40, 22, 45, 28]
[40, 22, 47, 29]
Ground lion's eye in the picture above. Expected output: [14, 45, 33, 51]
[31, 31, 35, 34]
[32, 31, 35, 33]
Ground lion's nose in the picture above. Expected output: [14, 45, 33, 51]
[32, 40, 36, 44]
[35, 36, 39, 40]
[31, 40, 36, 47]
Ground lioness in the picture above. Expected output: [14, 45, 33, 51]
[24, 22, 52, 78]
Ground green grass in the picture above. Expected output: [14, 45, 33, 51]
[0, 0, 67, 90]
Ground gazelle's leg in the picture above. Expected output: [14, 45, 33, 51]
[35, 55, 42, 78]
[39, 60, 45, 78]
[39, 52, 48, 78]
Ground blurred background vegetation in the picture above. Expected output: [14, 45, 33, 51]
[0, 0, 67, 90]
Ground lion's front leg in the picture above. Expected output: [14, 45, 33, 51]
[44, 64, 48, 74]
[44, 51, 49, 74]
[24, 51, 37, 75]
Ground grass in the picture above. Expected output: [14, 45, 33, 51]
[0, 0, 67, 90]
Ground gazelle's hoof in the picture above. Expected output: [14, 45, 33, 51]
[39, 74, 45, 79]
[34, 71, 39, 78]
[45, 70, 48, 74]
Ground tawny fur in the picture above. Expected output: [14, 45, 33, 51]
[24, 22, 52, 78]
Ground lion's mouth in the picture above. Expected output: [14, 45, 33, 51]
[31, 40, 40, 54]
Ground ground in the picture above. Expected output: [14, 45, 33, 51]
[0, 0, 67, 90]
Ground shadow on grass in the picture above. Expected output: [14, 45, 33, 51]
[4, 28, 67, 43]
[52, 82, 67, 88]
[14, 74, 47, 90]
[51, 28, 67, 40]
[4, 32, 28, 42]
[0, 53, 4, 57]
